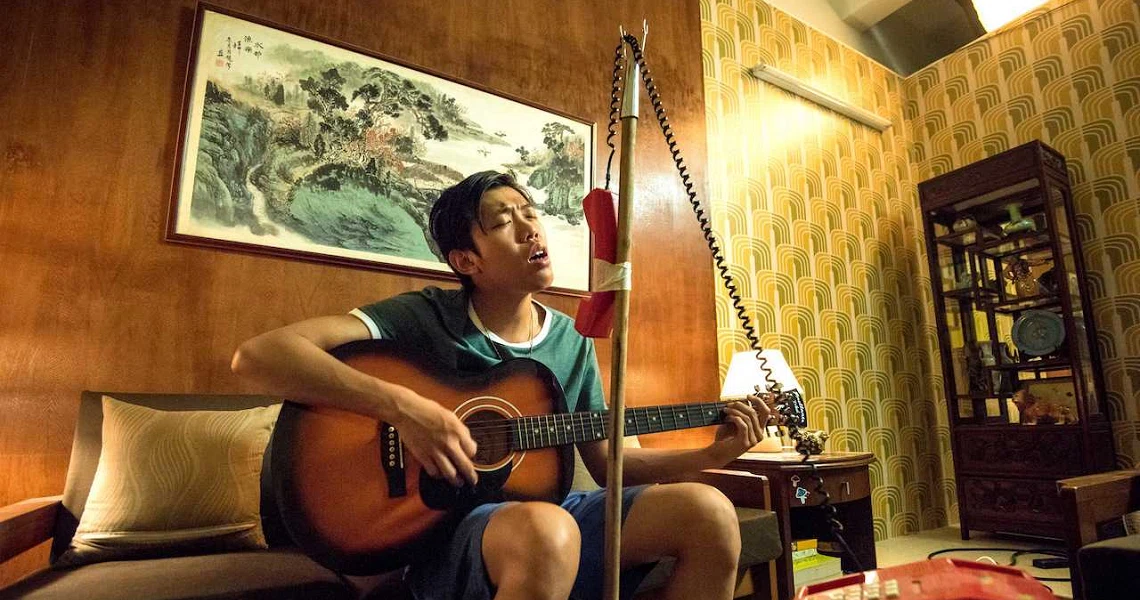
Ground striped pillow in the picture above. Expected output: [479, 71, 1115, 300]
[58, 396, 281, 566]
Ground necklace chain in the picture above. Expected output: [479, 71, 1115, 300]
[528, 304, 537, 355]
[488, 303, 538, 361]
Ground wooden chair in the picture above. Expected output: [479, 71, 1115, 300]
[1058, 469, 1140, 600]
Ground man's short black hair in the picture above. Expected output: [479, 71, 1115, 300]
[429, 170, 532, 291]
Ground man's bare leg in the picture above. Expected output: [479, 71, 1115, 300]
[619, 482, 741, 600]
[483, 501, 581, 600]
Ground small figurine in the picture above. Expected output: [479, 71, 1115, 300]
[965, 346, 988, 395]
[796, 429, 830, 455]
[1001, 202, 1037, 235]
[1004, 258, 1038, 296]
[951, 216, 976, 232]
[955, 269, 974, 289]
[1012, 388, 1077, 425]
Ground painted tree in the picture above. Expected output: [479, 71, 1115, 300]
[527, 122, 584, 224]
[352, 68, 448, 147]
[299, 68, 359, 162]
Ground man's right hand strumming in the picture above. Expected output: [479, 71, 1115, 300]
[390, 387, 479, 488]
[232, 314, 478, 488]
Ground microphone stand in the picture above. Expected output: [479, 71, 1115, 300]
[602, 34, 639, 600]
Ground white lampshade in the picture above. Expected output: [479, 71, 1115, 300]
[721, 350, 801, 452]
[721, 350, 802, 400]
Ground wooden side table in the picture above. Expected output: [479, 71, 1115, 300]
[729, 451, 877, 600]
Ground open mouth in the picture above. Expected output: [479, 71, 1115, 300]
[529, 248, 548, 263]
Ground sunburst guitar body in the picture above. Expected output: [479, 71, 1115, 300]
[271, 340, 735, 575]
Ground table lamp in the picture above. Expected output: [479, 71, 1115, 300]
[721, 349, 804, 452]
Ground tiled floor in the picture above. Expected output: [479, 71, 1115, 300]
[874, 526, 1072, 599]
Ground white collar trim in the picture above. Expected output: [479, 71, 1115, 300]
[468, 301, 551, 349]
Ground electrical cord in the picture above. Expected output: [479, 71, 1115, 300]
[926, 547, 1070, 582]
[603, 41, 624, 191]
[603, 32, 864, 573]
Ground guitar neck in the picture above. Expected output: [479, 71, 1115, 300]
[511, 401, 729, 451]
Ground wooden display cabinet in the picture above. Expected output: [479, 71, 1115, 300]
[918, 141, 1115, 539]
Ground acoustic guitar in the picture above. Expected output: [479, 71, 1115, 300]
[270, 340, 758, 575]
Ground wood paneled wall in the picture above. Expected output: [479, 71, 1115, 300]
[0, 0, 717, 584]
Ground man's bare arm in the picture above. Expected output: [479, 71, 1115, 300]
[577, 400, 767, 486]
[230, 315, 401, 421]
[231, 315, 478, 486]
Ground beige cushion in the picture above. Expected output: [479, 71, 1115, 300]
[57, 396, 281, 566]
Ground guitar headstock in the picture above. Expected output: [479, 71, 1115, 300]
[749, 387, 807, 429]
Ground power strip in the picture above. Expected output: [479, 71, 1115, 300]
[1030, 557, 1068, 569]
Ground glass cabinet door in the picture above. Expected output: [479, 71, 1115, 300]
[930, 184, 1088, 427]
[1045, 184, 1102, 421]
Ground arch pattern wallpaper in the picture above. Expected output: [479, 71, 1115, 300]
[701, 0, 1140, 539]
[904, 0, 1140, 471]
[701, 0, 948, 539]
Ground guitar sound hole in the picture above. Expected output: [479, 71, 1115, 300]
[465, 409, 512, 466]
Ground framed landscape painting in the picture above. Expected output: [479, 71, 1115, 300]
[167, 4, 595, 294]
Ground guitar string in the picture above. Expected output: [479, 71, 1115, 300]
[449, 399, 770, 438]
[454, 401, 734, 435]
[419, 397, 776, 455]
[414, 401, 756, 454]
[460, 412, 722, 434]
[443, 411, 729, 453]
[436, 396, 781, 456]
[459, 420, 725, 448]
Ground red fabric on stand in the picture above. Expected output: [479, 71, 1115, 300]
[574, 188, 618, 338]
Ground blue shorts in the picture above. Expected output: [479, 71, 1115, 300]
[405, 485, 655, 600]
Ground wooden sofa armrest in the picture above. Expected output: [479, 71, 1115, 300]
[1059, 470, 1140, 600]
[1059, 470, 1140, 547]
[0, 496, 62, 565]
[682, 469, 771, 511]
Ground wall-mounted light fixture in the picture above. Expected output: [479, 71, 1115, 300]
[749, 62, 892, 132]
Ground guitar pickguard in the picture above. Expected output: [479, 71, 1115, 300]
[419, 463, 513, 510]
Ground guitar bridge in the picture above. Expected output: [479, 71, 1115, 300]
[380, 422, 406, 498]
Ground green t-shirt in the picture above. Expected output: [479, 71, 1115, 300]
[351, 286, 605, 414]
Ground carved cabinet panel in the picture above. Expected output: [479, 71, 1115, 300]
[960, 476, 1062, 525]
[957, 428, 1083, 476]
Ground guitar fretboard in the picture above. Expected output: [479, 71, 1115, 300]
[510, 402, 728, 451]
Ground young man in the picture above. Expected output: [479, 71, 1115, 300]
[232, 171, 770, 600]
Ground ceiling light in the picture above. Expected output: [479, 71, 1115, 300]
[972, 0, 1049, 32]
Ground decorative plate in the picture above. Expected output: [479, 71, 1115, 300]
[1011, 310, 1066, 356]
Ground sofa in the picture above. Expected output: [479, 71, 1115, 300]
[0, 391, 782, 600]
[1059, 469, 1140, 600]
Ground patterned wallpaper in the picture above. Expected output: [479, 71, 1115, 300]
[904, 0, 1140, 468]
[700, 0, 951, 539]
[701, 0, 1140, 540]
